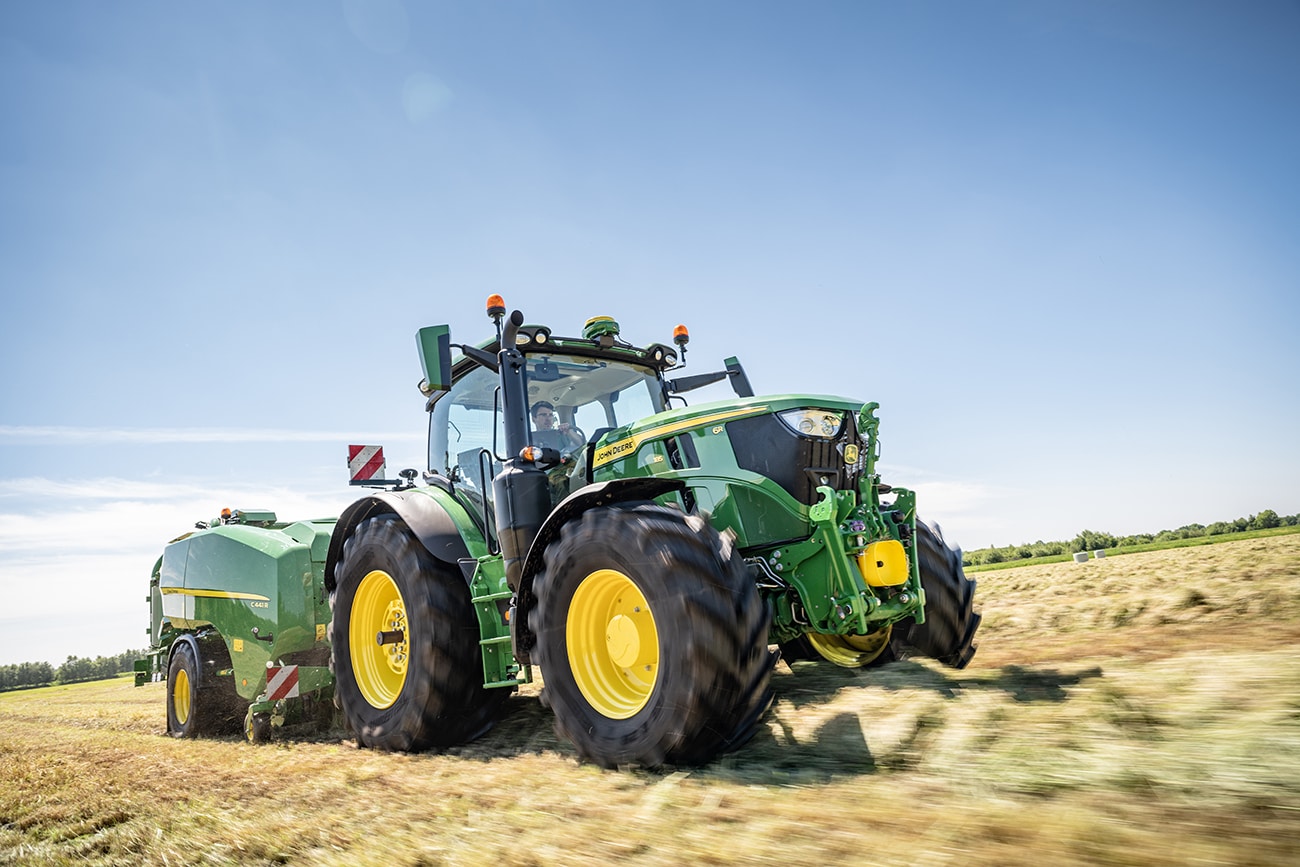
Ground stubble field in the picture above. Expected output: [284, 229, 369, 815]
[2, 534, 1299, 865]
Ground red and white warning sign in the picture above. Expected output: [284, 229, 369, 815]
[348, 445, 386, 483]
[265, 665, 300, 701]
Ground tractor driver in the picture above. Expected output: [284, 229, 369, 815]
[530, 401, 583, 452]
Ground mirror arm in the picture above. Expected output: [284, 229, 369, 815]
[667, 371, 728, 394]
[456, 344, 499, 373]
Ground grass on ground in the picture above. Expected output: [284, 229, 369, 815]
[2, 535, 1299, 865]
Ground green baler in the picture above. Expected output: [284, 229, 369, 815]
[136, 511, 336, 741]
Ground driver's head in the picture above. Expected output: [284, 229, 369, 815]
[530, 401, 557, 429]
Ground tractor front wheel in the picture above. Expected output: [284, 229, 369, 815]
[780, 625, 899, 669]
[899, 520, 981, 668]
[329, 513, 509, 751]
[531, 502, 775, 768]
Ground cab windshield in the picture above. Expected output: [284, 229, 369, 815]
[428, 352, 665, 492]
[523, 353, 664, 453]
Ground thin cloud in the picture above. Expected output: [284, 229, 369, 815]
[874, 464, 1020, 548]
[0, 426, 423, 444]
[0, 481, 360, 663]
[0, 476, 359, 503]
[0, 478, 206, 500]
[877, 463, 1009, 510]
[0, 480, 358, 553]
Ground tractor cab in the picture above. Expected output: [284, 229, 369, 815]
[429, 345, 668, 502]
[421, 299, 744, 510]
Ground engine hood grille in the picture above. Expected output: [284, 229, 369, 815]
[726, 410, 865, 506]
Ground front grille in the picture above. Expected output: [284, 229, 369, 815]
[727, 412, 863, 506]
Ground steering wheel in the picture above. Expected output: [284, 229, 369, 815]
[561, 426, 587, 457]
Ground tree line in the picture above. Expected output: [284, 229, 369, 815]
[0, 650, 141, 693]
[963, 509, 1298, 567]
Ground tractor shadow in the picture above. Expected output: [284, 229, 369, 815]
[774, 657, 1105, 707]
[444, 690, 571, 762]
[701, 658, 1105, 784]
[443, 657, 1104, 779]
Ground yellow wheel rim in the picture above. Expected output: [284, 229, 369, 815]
[172, 667, 191, 725]
[567, 569, 659, 719]
[807, 625, 893, 668]
[350, 569, 409, 710]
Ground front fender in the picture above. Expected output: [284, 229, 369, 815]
[323, 485, 482, 595]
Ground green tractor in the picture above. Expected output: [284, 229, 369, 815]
[138, 296, 979, 767]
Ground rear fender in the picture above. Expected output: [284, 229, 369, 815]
[168, 630, 235, 688]
[323, 487, 479, 595]
[168, 633, 201, 681]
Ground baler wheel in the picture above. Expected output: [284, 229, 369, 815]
[166, 642, 221, 737]
[169, 654, 193, 733]
[329, 513, 509, 751]
[245, 711, 272, 745]
[531, 502, 775, 768]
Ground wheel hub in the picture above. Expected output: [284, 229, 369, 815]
[172, 667, 191, 725]
[567, 568, 659, 719]
[605, 614, 641, 668]
[807, 625, 893, 668]
[350, 569, 409, 709]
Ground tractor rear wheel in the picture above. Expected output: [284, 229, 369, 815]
[531, 502, 775, 768]
[329, 513, 509, 751]
[899, 520, 981, 668]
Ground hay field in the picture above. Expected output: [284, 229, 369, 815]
[2, 535, 1298, 865]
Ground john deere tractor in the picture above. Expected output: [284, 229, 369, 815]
[138, 296, 979, 768]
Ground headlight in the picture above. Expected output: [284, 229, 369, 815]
[515, 326, 552, 346]
[643, 344, 679, 368]
[777, 409, 844, 439]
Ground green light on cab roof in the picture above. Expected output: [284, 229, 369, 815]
[583, 316, 620, 340]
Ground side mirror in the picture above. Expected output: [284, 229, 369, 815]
[666, 356, 755, 399]
[725, 357, 754, 398]
[416, 325, 453, 395]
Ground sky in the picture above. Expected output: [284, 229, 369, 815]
[1, 1, 1297, 666]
